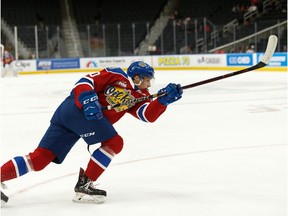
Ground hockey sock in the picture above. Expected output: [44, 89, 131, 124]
[85, 147, 114, 181]
[1, 156, 33, 182]
[28, 147, 55, 171]
[1, 147, 55, 182]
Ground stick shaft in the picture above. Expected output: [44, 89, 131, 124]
[182, 61, 266, 90]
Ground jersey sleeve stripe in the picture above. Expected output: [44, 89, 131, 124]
[74, 77, 94, 89]
[136, 103, 150, 122]
[74, 82, 93, 89]
[85, 76, 95, 84]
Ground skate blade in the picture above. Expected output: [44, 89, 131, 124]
[73, 192, 105, 204]
[1, 200, 8, 207]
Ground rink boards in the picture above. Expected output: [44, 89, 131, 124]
[5, 52, 287, 75]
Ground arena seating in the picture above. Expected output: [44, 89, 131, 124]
[1, 0, 62, 57]
[1, 0, 286, 57]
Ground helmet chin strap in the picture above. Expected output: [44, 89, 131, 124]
[132, 75, 143, 86]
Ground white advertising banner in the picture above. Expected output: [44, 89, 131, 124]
[13, 60, 37, 72]
[80, 56, 152, 69]
[193, 54, 226, 67]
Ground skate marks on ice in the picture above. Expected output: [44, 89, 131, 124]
[1, 71, 287, 216]
[1, 143, 286, 215]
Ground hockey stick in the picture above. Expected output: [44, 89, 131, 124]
[103, 35, 278, 111]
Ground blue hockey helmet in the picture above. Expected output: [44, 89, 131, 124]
[127, 61, 155, 80]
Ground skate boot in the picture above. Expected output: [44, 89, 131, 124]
[1, 191, 9, 205]
[1, 183, 9, 206]
[73, 167, 106, 203]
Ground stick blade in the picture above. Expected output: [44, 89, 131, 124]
[260, 35, 278, 64]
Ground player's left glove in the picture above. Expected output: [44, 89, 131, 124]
[157, 83, 183, 106]
[79, 91, 103, 120]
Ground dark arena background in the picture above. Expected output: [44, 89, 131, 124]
[1, 0, 287, 59]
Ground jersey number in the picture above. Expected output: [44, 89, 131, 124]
[90, 72, 100, 77]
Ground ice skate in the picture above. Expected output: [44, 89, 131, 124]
[1, 191, 9, 206]
[1, 183, 9, 206]
[73, 168, 106, 204]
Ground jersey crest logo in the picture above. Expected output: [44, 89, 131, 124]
[104, 86, 135, 112]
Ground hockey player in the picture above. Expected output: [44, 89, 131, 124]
[1, 50, 17, 77]
[1, 61, 183, 204]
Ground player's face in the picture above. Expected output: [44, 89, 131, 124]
[138, 76, 153, 90]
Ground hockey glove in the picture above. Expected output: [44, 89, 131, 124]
[157, 83, 183, 106]
[79, 91, 103, 120]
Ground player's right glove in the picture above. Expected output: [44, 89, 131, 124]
[157, 83, 183, 106]
[79, 91, 103, 120]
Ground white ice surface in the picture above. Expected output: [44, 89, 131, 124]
[0, 70, 287, 216]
